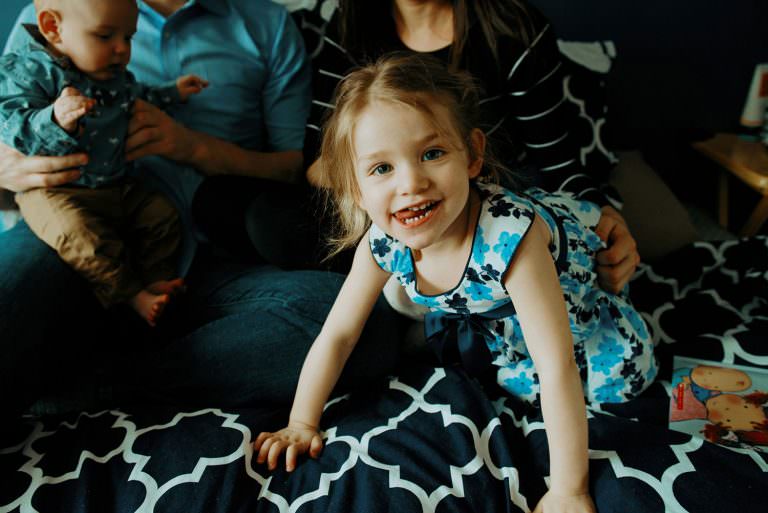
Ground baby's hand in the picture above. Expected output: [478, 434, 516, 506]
[253, 422, 324, 472]
[176, 74, 208, 102]
[53, 87, 95, 134]
[532, 490, 596, 513]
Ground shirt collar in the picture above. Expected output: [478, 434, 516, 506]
[194, 0, 229, 16]
[21, 24, 74, 69]
[138, 0, 229, 18]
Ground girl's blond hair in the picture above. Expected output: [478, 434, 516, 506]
[319, 52, 505, 258]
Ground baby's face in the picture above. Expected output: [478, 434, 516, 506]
[54, 0, 139, 81]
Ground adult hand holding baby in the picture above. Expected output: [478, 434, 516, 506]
[125, 99, 197, 163]
[0, 142, 85, 194]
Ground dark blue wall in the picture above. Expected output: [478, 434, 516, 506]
[3, 1, 765, 146]
[0, 1, 27, 49]
[531, 0, 768, 146]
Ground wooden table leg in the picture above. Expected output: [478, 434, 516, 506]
[740, 195, 768, 237]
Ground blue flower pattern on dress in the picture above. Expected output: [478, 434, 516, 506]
[369, 182, 657, 405]
[372, 237, 391, 258]
[472, 226, 490, 266]
[493, 232, 521, 262]
[504, 372, 535, 396]
[594, 377, 626, 403]
[391, 249, 414, 284]
[464, 280, 493, 301]
[589, 336, 625, 375]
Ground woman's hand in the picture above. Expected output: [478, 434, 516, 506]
[0, 142, 86, 193]
[253, 422, 324, 472]
[594, 205, 640, 294]
[125, 99, 198, 163]
[532, 490, 596, 513]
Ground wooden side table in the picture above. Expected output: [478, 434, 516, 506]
[692, 133, 768, 236]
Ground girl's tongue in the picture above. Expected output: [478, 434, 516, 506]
[393, 201, 437, 224]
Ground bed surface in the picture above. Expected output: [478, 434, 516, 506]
[2, 237, 767, 513]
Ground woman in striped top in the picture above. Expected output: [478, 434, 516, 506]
[302, 0, 639, 296]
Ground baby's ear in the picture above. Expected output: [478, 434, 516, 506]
[37, 9, 63, 45]
[467, 128, 486, 179]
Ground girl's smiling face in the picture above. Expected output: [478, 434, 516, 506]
[353, 100, 484, 252]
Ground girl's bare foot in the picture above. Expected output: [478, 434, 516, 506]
[129, 289, 171, 327]
[146, 277, 185, 296]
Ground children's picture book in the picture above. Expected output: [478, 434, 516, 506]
[669, 356, 768, 451]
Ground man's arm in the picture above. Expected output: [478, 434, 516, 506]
[124, 100, 304, 184]
[125, 6, 310, 185]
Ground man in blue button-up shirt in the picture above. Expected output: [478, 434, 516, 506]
[0, 0, 403, 415]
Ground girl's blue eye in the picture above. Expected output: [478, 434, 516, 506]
[422, 149, 445, 161]
[371, 163, 392, 176]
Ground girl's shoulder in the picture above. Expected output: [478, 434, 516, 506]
[368, 224, 410, 276]
[471, 182, 537, 271]
[476, 182, 537, 231]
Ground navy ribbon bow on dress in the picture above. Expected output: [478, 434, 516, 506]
[424, 302, 518, 378]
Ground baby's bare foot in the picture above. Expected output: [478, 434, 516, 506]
[146, 277, 185, 296]
[129, 289, 171, 327]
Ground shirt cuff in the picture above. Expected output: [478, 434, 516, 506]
[29, 104, 79, 155]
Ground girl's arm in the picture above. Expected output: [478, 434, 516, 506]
[503, 215, 595, 513]
[254, 239, 392, 471]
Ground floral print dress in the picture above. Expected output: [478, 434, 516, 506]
[369, 182, 657, 405]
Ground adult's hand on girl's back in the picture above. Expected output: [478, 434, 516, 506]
[0, 142, 85, 194]
[594, 205, 640, 294]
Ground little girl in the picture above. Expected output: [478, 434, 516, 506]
[255, 53, 657, 512]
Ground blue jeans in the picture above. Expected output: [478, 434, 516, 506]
[0, 222, 405, 414]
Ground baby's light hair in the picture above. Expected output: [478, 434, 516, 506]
[318, 52, 506, 257]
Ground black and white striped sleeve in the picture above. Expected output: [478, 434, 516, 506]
[294, 9, 355, 167]
[502, 23, 608, 206]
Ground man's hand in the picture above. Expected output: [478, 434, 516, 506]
[594, 205, 640, 294]
[176, 74, 208, 102]
[253, 421, 324, 472]
[0, 142, 86, 194]
[126, 99, 198, 163]
[53, 87, 95, 134]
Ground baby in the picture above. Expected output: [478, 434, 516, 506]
[0, 0, 207, 325]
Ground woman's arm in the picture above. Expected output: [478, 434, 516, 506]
[503, 17, 639, 294]
[254, 240, 392, 471]
[125, 100, 304, 184]
[503, 215, 595, 513]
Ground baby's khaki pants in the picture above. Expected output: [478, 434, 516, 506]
[16, 180, 180, 307]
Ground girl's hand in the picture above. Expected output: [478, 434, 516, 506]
[532, 490, 596, 513]
[253, 422, 324, 472]
[176, 74, 208, 102]
[53, 87, 96, 134]
[594, 205, 640, 294]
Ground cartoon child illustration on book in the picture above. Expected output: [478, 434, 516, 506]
[702, 392, 768, 448]
[670, 365, 752, 422]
